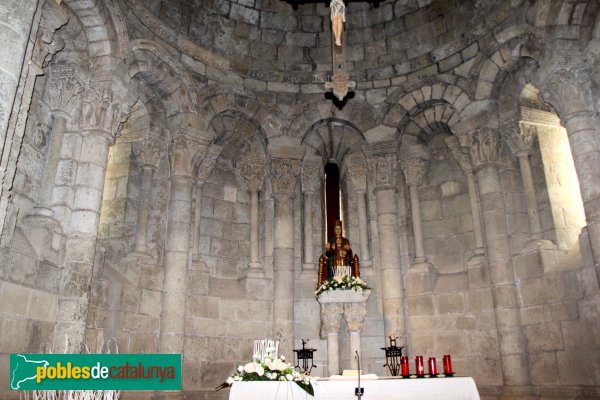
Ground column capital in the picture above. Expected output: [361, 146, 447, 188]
[502, 122, 536, 157]
[445, 135, 473, 174]
[343, 302, 367, 332]
[469, 126, 503, 171]
[399, 144, 431, 186]
[364, 141, 399, 191]
[235, 155, 267, 192]
[81, 78, 136, 140]
[301, 157, 323, 193]
[197, 145, 223, 183]
[46, 64, 85, 118]
[269, 158, 301, 195]
[136, 138, 165, 169]
[320, 303, 343, 334]
[341, 153, 367, 191]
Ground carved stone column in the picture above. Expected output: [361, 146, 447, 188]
[235, 156, 267, 269]
[318, 290, 371, 375]
[365, 142, 405, 340]
[504, 122, 544, 241]
[269, 155, 301, 358]
[0, 0, 68, 235]
[320, 302, 343, 376]
[466, 122, 530, 386]
[132, 140, 162, 255]
[445, 135, 486, 260]
[160, 125, 213, 354]
[344, 302, 368, 371]
[399, 144, 432, 270]
[342, 153, 371, 265]
[192, 145, 221, 259]
[55, 79, 133, 351]
[301, 157, 323, 271]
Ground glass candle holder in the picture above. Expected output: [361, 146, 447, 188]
[428, 357, 437, 376]
[400, 356, 410, 376]
[415, 356, 424, 376]
[443, 354, 453, 375]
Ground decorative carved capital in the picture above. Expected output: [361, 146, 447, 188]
[269, 158, 300, 195]
[468, 127, 503, 170]
[540, 62, 594, 118]
[137, 139, 164, 168]
[81, 79, 135, 138]
[235, 156, 267, 191]
[197, 144, 222, 182]
[170, 135, 207, 177]
[320, 303, 343, 334]
[343, 302, 367, 332]
[301, 157, 323, 193]
[399, 144, 431, 186]
[46, 64, 85, 117]
[445, 135, 472, 173]
[364, 141, 398, 191]
[503, 122, 536, 157]
[342, 153, 367, 191]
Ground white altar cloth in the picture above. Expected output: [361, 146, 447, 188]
[229, 376, 481, 400]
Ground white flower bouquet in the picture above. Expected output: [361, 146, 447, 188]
[315, 274, 370, 298]
[219, 348, 316, 396]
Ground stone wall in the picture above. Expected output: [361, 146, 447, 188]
[0, 1, 600, 399]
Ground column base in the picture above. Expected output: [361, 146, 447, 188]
[239, 267, 270, 299]
[22, 212, 63, 262]
[410, 259, 435, 273]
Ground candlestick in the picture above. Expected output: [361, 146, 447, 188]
[428, 357, 437, 376]
[400, 356, 410, 377]
[415, 356, 424, 377]
[443, 354, 453, 376]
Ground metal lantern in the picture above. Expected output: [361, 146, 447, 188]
[380, 336, 403, 376]
[293, 339, 317, 375]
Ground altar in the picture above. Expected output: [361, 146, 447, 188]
[229, 376, 481, 400]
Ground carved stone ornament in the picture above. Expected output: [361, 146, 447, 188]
[342, 153, 367, 191]
[197, 145, 223, 183]
[363, 142, 399, 191]
[81, 79, 134, 137]
[468, 127, 503, 170]
[269, 158, 301, 195]
[301, 159, 323, 193]
[399, 144, 431, 186]
[138, 139, 164, 168]
[320, 303, 343, 334]
[235, 156, 267, 191]
[445, 135, 473, 173]
[344, 302, 367, 332]
[170, 135, 208, 177]
[46, 65, 84, 117]
[503, 122, 536, 157]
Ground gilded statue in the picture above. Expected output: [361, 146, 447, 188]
[318, 220, 360, 287]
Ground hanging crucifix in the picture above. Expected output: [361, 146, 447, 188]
[325, 0, 356, 101]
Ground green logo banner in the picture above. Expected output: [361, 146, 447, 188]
[10, 354, 181, 390]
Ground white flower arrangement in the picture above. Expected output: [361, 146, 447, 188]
[220, 348, 316, 396]
[315, 274, 370, 298]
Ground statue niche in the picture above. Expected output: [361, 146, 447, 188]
[318, 220, 360, 287]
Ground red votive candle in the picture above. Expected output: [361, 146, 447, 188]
[428, 357, 437, 375]
[415, 356, 424, 376]
[401, 356, 410, 376]
[443, 354, 453, 374]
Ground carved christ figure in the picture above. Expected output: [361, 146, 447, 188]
[330, 0, 346, 46]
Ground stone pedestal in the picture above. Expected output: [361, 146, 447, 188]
[317, 289, 371, 376]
